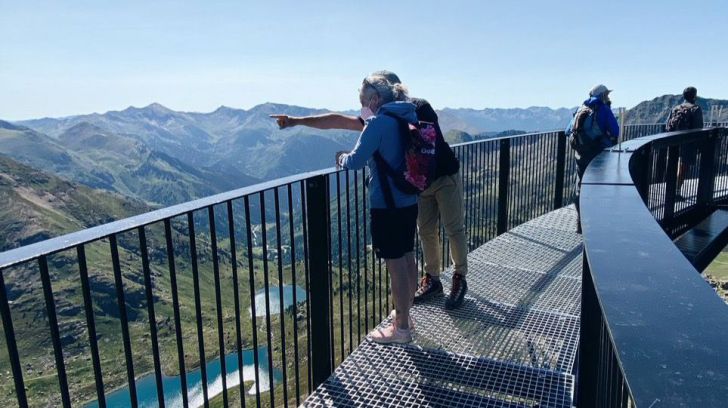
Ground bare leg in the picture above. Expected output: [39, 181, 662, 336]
[385, 256, 412, 330]
[405, 251, 418, 304]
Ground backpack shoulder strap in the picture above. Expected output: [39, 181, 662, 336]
[589, 103, 609, 136]
[373, 152, 396, 209]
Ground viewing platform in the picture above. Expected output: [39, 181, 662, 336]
[305, 207, 581, 407]
[2, 125, 728, 408]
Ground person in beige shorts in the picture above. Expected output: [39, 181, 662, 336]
[271, 70, 469, 310]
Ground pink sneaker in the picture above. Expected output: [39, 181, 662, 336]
[368, 324, 412, 344]
[387, 309, 415, 330]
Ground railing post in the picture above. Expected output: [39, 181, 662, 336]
[305, 175, 332, 388]
[663, 144, 680, 228]
[577, 253, 600, 407]
[631, 145, 652, 203]
[696, 129, 718, 210]
[497, 138, 510, 235]
[0, 268, 28, 408]
[554, 131, 566, 210]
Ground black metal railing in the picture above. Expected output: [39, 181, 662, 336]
[0, 124, 669, 408]
[579, 127, 728, 407]
[621, 123, 666, 141]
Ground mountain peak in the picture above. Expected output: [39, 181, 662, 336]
[144, 102, 172, 113]
[65, 121, 105, 133]
[212, 105, 245, 115]
[120, 102, 173, 115]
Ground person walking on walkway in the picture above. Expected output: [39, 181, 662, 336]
[271, 71, 469, 310]
[666, 86, 704, 199]
[566, 84, 619, 233]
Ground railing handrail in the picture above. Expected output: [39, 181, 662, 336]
[580, 127, 728, 406]
[0, 128, 570, 269]
[0, 167, 340, 269]
[0, 123, 670, 270]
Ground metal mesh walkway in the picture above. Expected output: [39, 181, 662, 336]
[304, 207, 582, 407]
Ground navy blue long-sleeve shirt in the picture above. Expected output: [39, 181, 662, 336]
[565, 96, 620, 148]
[339, 101, 419, 209]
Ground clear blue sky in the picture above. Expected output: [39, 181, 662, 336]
[1, 0, 726, 120]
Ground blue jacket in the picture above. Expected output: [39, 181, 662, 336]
[566, 96, 620, 148]
[339, 101, 419, 209]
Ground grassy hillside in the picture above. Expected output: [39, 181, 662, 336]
[0, 154, 150, 251]
[0, 156, 378, 407]
[704, 250, 728, 303]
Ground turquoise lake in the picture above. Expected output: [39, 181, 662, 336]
[86, 284, 307, 407]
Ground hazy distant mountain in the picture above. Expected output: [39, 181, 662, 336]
[14, 102, 577, 179]
[0, 120, 258, 205]
[625, 94, 728, 124]
[21, 103, 218, 167]
[8, 97, 725, 208]
[17, 102, 357, 182]
[0, 120, 116, 190]
[437, 106, 575, 134]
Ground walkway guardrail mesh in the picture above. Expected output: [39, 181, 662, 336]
[0, 125, 668, 407]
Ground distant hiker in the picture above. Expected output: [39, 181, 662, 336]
[666, 86, 704, 199]
[565, 84, 619, 233]
[271, 71, 469, 311]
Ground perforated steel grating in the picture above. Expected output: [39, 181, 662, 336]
[523, 207, 580, 233]
[305, 342, 574, 408]
[304, 207, 582, 407]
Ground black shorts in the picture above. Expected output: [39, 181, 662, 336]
[370, 205, 418, 259]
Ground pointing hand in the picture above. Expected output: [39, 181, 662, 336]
[270, 114, 295, 129]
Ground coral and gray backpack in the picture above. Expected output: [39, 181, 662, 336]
[567, 104, 604, 154]
[666, 103, 699, 131]
[374, 113, 438, 208]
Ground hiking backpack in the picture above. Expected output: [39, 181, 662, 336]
[412, 98, 460, 177]
[374, 113, 438, 207]
[567, 104, 604, 153]
[666, 103, 699, 131]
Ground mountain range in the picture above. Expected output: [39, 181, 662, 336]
[1, 94, 726, 406]
[12, 103, 359, 196]
[3, 95, 727, 209]
[437, 106, 575, 134]
[0, 120, 257, 206]
[625, 94, 728, 124]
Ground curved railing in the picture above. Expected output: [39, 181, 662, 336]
[0, 124, 669, 407]
[579, 127, 728, 407]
